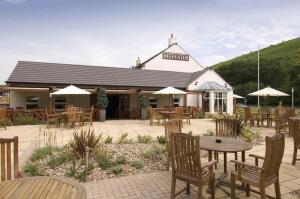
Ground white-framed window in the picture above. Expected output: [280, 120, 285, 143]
[214, 92, 227, 113]
[149, 97, 157, 108]
[54, 96, 67, 110]
[26, 96, 39, 109]
[173, 97, 180, 107]
[203, 92, 210, 112]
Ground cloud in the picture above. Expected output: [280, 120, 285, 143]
[4, 0, 27, 4]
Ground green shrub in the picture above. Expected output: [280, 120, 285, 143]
[137, 134, 151, 144]
[66, 159, 94, 182]
[114, 156, 127, 165]
[110, 165, 123, 175]
[157, 135, 167, 144]
[104, 136, 113, 144]
[144, 144, 164, 160]
[138, 94, 147, 109]
[30, 146, 57, 161]
[47, 153, 70, 169]
[117, 133, 132, 144]
[66, 128, 102, 158]
[97, 87, 108, 109]
[195, 111, 205, 119]
[95, 149, 113, 170]
[241, 126, 261, 143]
[130, 160, 144, 169]
[24, 163, 42, 176]
[14, 114, 37, 125]
[203, 129, 214, 136]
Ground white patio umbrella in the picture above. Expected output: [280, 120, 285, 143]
[50, 85, 91, 96]
[153, 87, 187, 95]
[248, 87, 289, 107]
[248, 87, 289, 97]
[49, 85, 91, 108]
[153, 87, 186, 106]
[233, 94, 244, 99]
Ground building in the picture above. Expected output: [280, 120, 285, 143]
[5, 35, 233, 118]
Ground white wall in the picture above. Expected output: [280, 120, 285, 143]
[10, 91, 91, 109]
[142, 44, 203, 73]
[66, 95, 90, 108]
[10, 91, 50, 108]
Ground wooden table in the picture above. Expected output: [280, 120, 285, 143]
[200, 136, 252, 174]
[200, 136, 252, 194]
[159, 111, 175, 120]
[0, 177, 86, 199]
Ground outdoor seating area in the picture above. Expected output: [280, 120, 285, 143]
[0, 106, 95, 129]
[149, 106, 197, 126]
[0, 117, 299, 198]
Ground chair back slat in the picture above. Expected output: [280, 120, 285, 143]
[165, 119, 182, 141]
[216, 118, 239, 138]
[170, 133, 201, 178]
[6, 142, 11, 180]
[175, 107, 183, 120]
[0, 136, 19, 181]
[262, 134, 285, 180]
[285, 108, 295, 119]
[290, 119, 300, 147]
[244, 107, 252, 119]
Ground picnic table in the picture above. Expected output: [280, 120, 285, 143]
[0, 176, 86, 199]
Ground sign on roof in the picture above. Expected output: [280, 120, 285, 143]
[162, 52, 189, 61]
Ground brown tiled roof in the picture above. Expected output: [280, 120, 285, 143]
[6, 61, 207, 89]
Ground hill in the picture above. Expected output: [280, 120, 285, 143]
[213, 37, 300, 105]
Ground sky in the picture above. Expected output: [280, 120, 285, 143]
[0, 0, 299, 83]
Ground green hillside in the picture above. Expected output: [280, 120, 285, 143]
[213, 37, 300, 105]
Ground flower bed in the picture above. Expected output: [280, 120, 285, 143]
[23, 130, 167, 182]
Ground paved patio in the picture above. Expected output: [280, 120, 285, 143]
[0, 119, 300, 198]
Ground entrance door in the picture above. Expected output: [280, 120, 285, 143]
[119, 95, 130, 119]
[107, 95, 119, 119]
[106, 94, 130, 119]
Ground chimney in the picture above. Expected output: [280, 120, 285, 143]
[136, 57, 141, 66]
[168, 33, 177, 47]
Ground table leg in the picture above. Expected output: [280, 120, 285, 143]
[208, 150, 212, 161]
[242, 151, 245, 188]
[223, 152, 227, 174]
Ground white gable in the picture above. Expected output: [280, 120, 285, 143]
[141, 44, 204, 73]
[187, 70, 233, 91]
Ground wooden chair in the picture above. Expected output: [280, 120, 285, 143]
[0, 136, 21, 181]
[285, 108, 295, 136]
[275, 108, 288, 134]
[231, 134, 285, 199]
[244, 107, 259, 126]
[45, 108, 60, 128]
[165, 119, 182, 171]
[174, 107, 184, 126]
[170, 133, 217, 199]
[0, 108, 7, 130]
[260, 107, 272, 127]
[290, 119, 300, 165]
[149, 107, 161, 126]
[82, 106, 94, 126]
[67, 107, 80, 128]
[183, 108, 192, 125]
[214, 118, 240, 169]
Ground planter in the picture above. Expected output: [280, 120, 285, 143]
[140, 108, 147, 120]
[99, 109, 106, 122]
